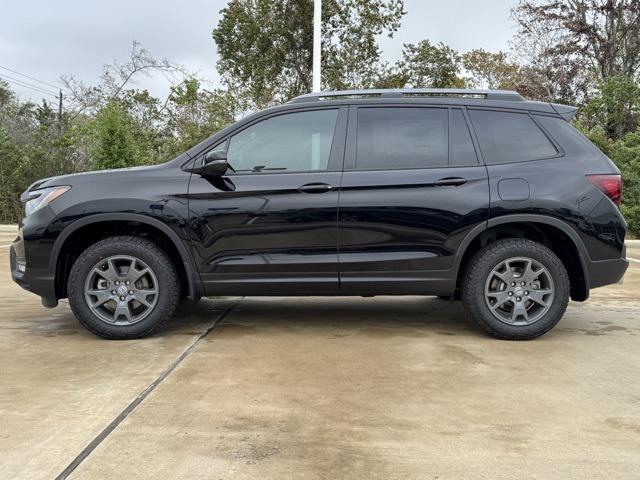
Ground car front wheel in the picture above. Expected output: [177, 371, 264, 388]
[67, 236, 180, 339]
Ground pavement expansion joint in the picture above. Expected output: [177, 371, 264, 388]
[54, 300, 241, 480]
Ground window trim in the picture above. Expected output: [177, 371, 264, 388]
[193, 106, 348, 176]
[345, 105, 454, 172]
[449, 107, 480, 166]
[467, 107, 565, 165]
[462, 106, 485, 165]
[530, 113, 568, 158]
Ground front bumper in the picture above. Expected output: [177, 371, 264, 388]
[10, 240, 58, 308]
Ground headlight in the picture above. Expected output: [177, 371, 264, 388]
[24, 186, 70, 216]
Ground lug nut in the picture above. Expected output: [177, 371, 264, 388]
[516, 297, 522, 302]
[508, 292, 513, 296]
[521, 281, 525, 286]
[115, 281, 120, 285]
[524, 291, 529, 295]
[111, 290, 116, 295]
[511, 282, 516, 287]
[128, 290, 134, 295]
[125, 281, 130, 285]
[120, 296, 125, 301]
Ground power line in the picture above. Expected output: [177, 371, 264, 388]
[0, 74, 59, 98]
[0, 72, 59, 96]
[0, 64, 64, 91]
[0, 74, 59, 99]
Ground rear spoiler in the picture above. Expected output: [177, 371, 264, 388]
[550, 103, 578, 122]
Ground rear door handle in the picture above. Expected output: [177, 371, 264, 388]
[298, 183, 334, 193]
[434, 177, 467, 187]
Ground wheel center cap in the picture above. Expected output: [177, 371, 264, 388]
[514, 286, 524, 296]
[117, 285, 129, 296]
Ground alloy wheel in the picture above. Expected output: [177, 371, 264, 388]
[84, 255, 159, 325]
[484, 256, 554, 326]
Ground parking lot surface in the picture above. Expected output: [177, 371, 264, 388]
[1, 226, 639, 479]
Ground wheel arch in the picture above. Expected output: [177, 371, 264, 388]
[454, 215, 590, 301]
[51, 213, 203, 302]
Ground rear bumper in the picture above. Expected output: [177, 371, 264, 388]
[587, 255, 629, 289]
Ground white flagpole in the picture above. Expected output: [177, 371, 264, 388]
[312, 0, 322, 92]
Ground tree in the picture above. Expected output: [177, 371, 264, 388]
[610, 129, 640, 233]
[0, 81, 77, 222]
[62, 43, 239, 169]
[162, 79, 237, 156]
[511, 2, 592, 103]
[91, 100, 138, 170]
[463, 49, 520, 90]
[212, 0, 406, 108]
[513, 0, 640, 81]
[61, 41, 187, 117]
[397, 40, 464, 88]
[582, 75, 640, 138]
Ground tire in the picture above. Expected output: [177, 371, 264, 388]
[461, 238, 570, 340]
[67, 236, 180, 339]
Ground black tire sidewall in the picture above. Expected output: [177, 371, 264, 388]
[67, 237, 179, 339]
[462, 239, 570, 340]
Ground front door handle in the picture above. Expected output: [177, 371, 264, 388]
[434, 177, 467, 187]
[298, 183, 334, 193]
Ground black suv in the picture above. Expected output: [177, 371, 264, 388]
[11, 89, 629, 340]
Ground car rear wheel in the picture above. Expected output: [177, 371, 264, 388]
[461, 238, 570, 340]
[68, 236, 180, 339]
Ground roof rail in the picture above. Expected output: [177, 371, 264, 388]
[289, 88, 525, 103]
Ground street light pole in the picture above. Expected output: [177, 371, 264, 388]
[312, 0, 322, 92]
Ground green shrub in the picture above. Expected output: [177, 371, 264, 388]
[581, 76, 640, 140]
[621, 205, 640, 237]
[91, 100, 139, 170]
[577, 123, 640, 237]
[610, 130, 640, 236]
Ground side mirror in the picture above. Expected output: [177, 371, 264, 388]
[200, 150, 229, 177]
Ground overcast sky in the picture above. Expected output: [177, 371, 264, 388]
[0, 0, 518, 102]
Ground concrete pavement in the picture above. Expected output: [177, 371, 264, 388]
[1, 228, 639, 479]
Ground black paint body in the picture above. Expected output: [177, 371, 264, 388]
[11, 97, 629, 306]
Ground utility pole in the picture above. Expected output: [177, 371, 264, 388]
[312, 0, 321, 92]
[58, 90, 63, 121]
[57, 89, 64, 174]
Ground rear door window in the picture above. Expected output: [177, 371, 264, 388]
[468, 110, 557, 164]
[355, 107, 448, 170]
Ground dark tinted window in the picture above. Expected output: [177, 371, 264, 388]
[227, 109, 338, 173]
[469, 110, 557, 164]
[356, 107, 448, 169]
[536, 115, 607, 158]
[450, 108, 478, 166]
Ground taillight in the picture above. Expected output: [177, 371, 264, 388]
[587, 174, 622, 207]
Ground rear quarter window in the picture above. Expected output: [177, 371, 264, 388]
[469, 110, 557, 164]
[535, 115, 608, 158]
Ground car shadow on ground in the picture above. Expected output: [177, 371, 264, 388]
[16, 296, 478, 340]
[173, 296, 481, 339]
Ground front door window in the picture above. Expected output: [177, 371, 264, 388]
[227, 109, 339, 173]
